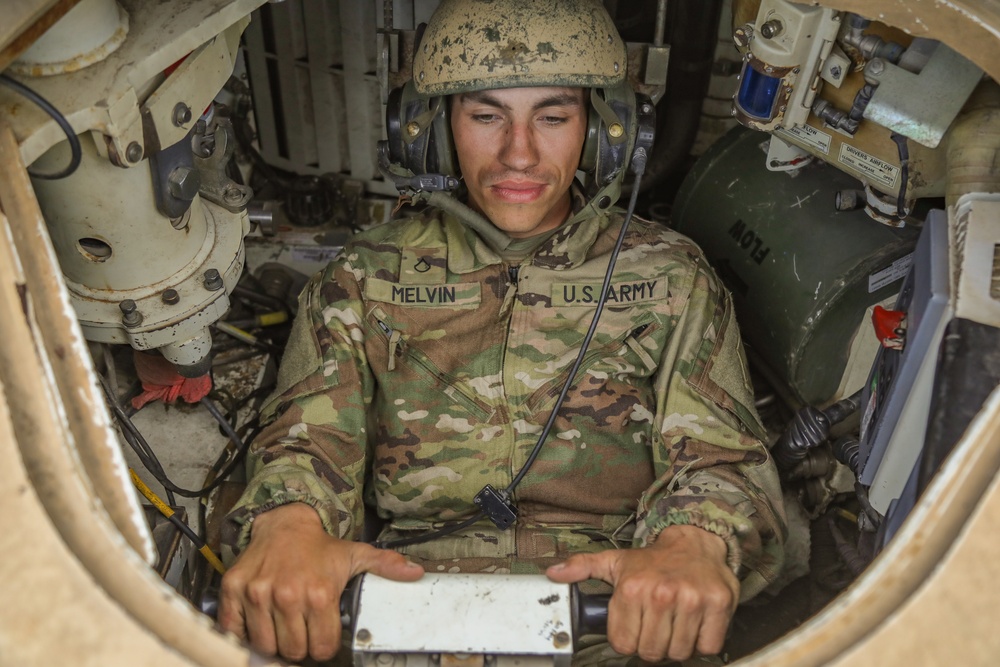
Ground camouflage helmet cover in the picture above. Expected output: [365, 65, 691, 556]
[412, 0, 627, 96]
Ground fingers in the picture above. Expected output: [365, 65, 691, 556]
[217, 577, 248, 642]
[305, 585, 345, 661]
[351, 542, 425, 581]
[694, 595, 734, 657]
[545, 551, 619, 585]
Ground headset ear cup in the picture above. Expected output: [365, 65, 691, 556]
[580, 102, 602, 174]
[385, 85, 407, 166]
[383, 81, 458, 179]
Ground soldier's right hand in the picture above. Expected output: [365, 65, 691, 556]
[218, 502, 424, 661]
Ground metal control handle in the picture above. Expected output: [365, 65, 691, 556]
[200, 577, 611, 642]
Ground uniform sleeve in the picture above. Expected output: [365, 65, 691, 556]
[220, 255, 374, 565]
[634, 255, 786, 602]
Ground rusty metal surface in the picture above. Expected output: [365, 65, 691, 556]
[0, 122, 255, 667]
[0, 0, 265, 167]
[0, 122, 153, 562]
[0, 0, 80, 72]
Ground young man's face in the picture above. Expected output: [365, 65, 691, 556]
[450, 86, 588, 238]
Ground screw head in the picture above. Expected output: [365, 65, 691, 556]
[119, 299, 143, 327]
[125, 142, 143, 163]
[553, 631, 571, 648]
[608, 123, 624, 139]
[356, 628, 372, 644]
[598, 195, 611, 209]
[760, 19, 783, 39]
[168, 166, 201, 201]
[406, 121, 421, 137]
[203, 268, 224, 292]
[223, 184, 244, 204]
[161, 289, 180, 305]
[172, 102, 193, 127]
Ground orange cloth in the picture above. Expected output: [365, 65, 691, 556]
[130, 351, 212, 410]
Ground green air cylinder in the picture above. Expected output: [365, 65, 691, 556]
[671, 127, 920, 407]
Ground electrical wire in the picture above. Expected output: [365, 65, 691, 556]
[0, 73, 82, 180]
[99, 374, 254, 498]
[379, 148, 650, 550]
[130, 468, 227, 575]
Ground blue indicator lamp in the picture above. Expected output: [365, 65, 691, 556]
[737, 63, 783, 120]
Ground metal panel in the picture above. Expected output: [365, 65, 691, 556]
[245, 1, 440, 195]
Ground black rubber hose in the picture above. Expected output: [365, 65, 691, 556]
[639, 0, 723, 193]
[773, 390, 863, 471]
[0, 73, 82, 180]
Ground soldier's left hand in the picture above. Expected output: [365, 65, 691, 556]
[546, 524, 738, 663]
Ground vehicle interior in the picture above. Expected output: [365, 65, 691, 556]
[2, 0, 1000, 665]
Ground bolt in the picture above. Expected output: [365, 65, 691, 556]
[203, 268, 224, 291]
[760, 19, 784, 39]
[356, 628, 372, 644]
[119, 299, 143, 327]
[125, 142, 143, 163]
[172, 102, 193, 127]
[223, 184, 243, 204]
[168, 166, 201, 201]
[406, 121, 421, 137]
[641, 103, 652, 114]
[608, 122, 624, 139]
[553, 631, 571, 649]
[161, 289, 180, 305]
[764, 65, 774, 74]
[868, 58, 886, 76]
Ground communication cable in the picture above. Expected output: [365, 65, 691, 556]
[379, 147, 650, 549]
[0, 73, 82, 180]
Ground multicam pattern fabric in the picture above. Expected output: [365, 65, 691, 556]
[222, 199, 786, 605]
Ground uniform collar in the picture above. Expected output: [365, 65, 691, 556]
[438, 181, 620, 273]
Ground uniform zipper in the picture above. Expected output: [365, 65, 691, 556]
[374, 317, 492, 420]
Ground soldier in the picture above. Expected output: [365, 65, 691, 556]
[218, 1, 785, 665]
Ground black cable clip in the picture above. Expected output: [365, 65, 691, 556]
[473, 485, 518, 530]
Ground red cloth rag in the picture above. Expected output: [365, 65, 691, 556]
[130, 351, 212, 410]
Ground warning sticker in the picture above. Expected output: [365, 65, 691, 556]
[775, 124, 832, 155]
[838, 143, 900, 190]
[868, 253, 913, 293]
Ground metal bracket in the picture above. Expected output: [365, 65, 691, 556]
[863, 43, 983, 148]
[193, 116, 252, 212]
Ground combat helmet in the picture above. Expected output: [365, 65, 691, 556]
[379, 0, 652, 204]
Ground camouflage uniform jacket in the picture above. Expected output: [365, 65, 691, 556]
[223, 200, 786, 601]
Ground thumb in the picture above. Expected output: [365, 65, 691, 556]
[546, 551, 620, 585]
[350, 543, 424, 582]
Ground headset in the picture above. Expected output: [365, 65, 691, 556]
[378, 78, 656, 200]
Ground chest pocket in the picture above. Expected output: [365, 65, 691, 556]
[364, 300, 495, 422]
